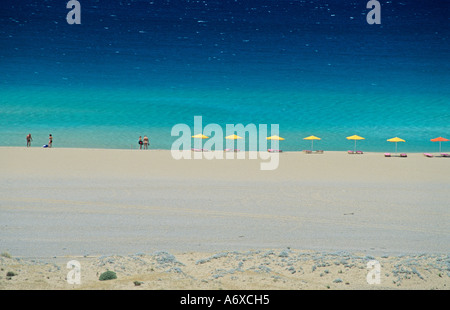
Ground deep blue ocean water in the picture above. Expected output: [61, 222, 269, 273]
[0, 0, 449, 152]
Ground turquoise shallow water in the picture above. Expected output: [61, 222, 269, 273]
[1, 85, 448, 152]
[0, 1, 449, 152]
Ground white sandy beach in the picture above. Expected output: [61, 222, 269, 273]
[0, 147, 449, 289]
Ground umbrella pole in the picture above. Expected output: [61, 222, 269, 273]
[312, 140, 314, 151]
[354, 140, 356, 153]
[440, 141, 442, 153]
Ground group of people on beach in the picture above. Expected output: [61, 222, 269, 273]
[25, 133, 151, 150]
[138, 135, 150, 150]
[26, 134, 52, 148]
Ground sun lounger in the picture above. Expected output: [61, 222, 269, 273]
[356, 151, 363, 154]
[400, 153, 407, 157]
[384, 153, 391, 157]
[303, 150, 312, 154]
[268, 149, 282, 153]
[315, 150, 324, 154]
[348, 150, 355, 154]
[441, 153, 449, 157]
[424, 153, 433, 158]
[224, 149, 240, 152]
[191, 148, 209, 152]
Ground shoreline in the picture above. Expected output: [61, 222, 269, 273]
[1, 145, 447, 153]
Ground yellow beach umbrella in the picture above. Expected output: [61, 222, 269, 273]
[347, 135, 365, 152]
[225, 134, 243, 151]
[225, 134, 243, 140]
[387, 137, 405, 153]
[191, 133, 209, 151]
[192, 134, 209, 139]
[266, 135, 284, 151]
[303, 135, 321, 151]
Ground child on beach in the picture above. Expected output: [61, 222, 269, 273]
[48, 134, 53, 148]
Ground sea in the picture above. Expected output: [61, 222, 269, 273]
[0, 0, 449, 152]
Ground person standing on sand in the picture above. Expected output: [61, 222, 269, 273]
[138, 136, 143, 150]
[143, 135, 149, 150]
[26, 134, 32, 147]
[48, 134, 53, 148]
